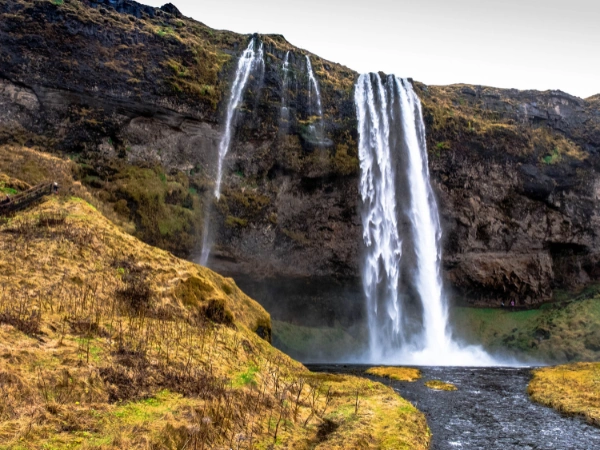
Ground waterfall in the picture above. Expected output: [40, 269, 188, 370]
[355, 73, 496, 365]
[305, 55, 324, 139]
[305, 55, 323, 117]
[397, 78, 452, 352]
[281, 51, 290, 121]
[355, 74, 404, 360]
[199, 38, 263, 267]
[214, 39, 263, 200]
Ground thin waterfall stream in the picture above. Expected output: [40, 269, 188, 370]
[305, 55, 324, 140]
[281, 51, 290, 122]
[199, 39, 263, 266]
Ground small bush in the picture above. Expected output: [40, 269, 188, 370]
[202, 299, 233, 326]
[175, 276, 214, 307]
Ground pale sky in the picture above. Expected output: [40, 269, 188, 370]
[142, 0, 599, 99]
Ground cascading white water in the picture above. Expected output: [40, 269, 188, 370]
[305, 55, 323, 117]
[199, 39, 263, 266]
[355, 74, 404, 360]
[281, 51, 290, 121]
[397, 78, 449, 353]
[356, 73, 497, 366]
[305, 55, 324, 139]
[213, 39, 263, 200]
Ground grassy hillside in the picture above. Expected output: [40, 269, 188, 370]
[0, 147, 430, 449]
[450, 290, 600, 363]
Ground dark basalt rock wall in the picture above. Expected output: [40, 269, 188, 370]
[1, 0, 600, 313]
[421, 85, 600, 306]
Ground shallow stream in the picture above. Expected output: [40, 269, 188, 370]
[308, 365, 600, 449]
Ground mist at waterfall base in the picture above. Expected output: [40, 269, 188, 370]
[355, 73, 505, 367]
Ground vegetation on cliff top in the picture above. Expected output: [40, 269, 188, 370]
[528, 363, 600, 426]
[416, 83, 588, 165]
[0, 148, 430, 449]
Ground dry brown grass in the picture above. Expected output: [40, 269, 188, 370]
[366, 367, 422, 382]
[419, 84, 588, 162]
[528, 362, 600, 426]
[0, 187, 430, 448]
[0, 144, 74, 189]
[0, 144, 136, 233]
[424, 380, 457, 391]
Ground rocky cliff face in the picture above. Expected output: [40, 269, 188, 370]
[420, 85, 600, 305]
[2, 0, 600, 314]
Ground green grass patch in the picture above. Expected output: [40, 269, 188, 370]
[0, 186, 18, 195]
[156, 27, 174, 38]
[234, 365, 259, 387]
[451, 296, 600, 363]
[113, 390, 176, 423]
[543, 147, 562, 164]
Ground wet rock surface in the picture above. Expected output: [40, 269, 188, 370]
[309, 365, 600, 450]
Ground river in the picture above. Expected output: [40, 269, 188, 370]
[308, 365, 600, 449]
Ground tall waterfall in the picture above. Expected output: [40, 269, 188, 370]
[199, 39, 263, 267]
[355, 73, 495, 365]
[355, 74, 404, 359]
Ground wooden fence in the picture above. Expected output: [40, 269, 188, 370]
[0, 182, 58, 215]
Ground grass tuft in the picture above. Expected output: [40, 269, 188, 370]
[424, 380, 457, 391]
[366, 366, 422, 382]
